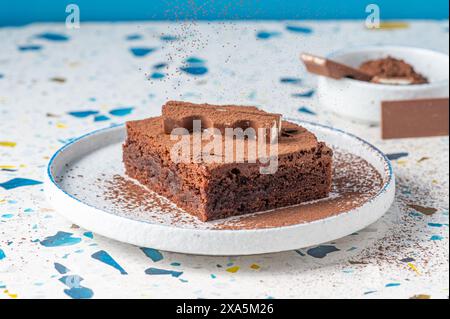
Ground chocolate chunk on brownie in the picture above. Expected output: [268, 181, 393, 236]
[123, 101, 333, 222]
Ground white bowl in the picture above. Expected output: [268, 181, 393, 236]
[317, 45, 449, 124]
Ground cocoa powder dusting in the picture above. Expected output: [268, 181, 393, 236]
[102, 150, 385, 230]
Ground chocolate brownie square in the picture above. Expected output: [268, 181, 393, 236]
[123, 101, 333, 221]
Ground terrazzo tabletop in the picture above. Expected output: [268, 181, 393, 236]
[0, 20, 448, 299]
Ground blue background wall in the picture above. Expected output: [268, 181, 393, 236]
[1, 0, 448, 26]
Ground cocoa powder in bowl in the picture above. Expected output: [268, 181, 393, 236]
[359, 56, 428, 85]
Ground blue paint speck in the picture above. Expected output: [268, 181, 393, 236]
[180, 57, 208, 76]
[126, 34, 142, 41]
[292, 90, 315, 98]
[0, 178, 43, 190]
[54, 262, 70, 274]
[83, 231, 94, 239]
[286, 25, 313, 34]
[59, 275, 94, 299]
[36, 32, 69, 42]
[150, 72, 165, 79]
[430, 235, 443, 241]
[145, 267, 183, 278]
[40, 231, 81, 247]
[256, 31, 281, 39]
[185, 57, 205, 64]
[0, 249, 5, 260]
[428, 223, 444, 227]
[385, 283, 401, 287]
[68, 110, 99, 118]
[18, 45, 42, 51]
[386, 152, 408, 160]
[153, 62, 167, 69]
[1, 214, 13, 219]
[91, 250, 127, 275]
[306, 245, 340, 258]
[130, 47, 156, 57]
[93, 115, 110, 122]
[140, 247, 163, 262]
[400, 257, 415, 263]
[109, 107, 133, 117]
[160, 35, 178, 41]
[180, 66, 208, 76]
[280, 77, 302, 84]
[298, 106, 316, 115]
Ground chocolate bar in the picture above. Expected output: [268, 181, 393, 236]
[300, 53, 373, 81]
[381, 98, 449, 139]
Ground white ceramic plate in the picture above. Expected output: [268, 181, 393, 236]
[45, 120, 395, 255]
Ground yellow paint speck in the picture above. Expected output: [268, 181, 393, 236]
[410, 294, 430, 299]
[56, 122, 67, 129]
[19, 164, 26, 168]
[250, 264, 260, 270]
[407, 263, 421, 275]
[226, 266, 240, 273]
[397, 160, 407, 166]
[377, 21, 410, 30]
[0, 141, 16, 147]
[0, 199, 6, 204]
[4, 289, 18, 298]
[432, 180, 438, 184]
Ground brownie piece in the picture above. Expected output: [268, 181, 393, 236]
[123, 102, 333, 222]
